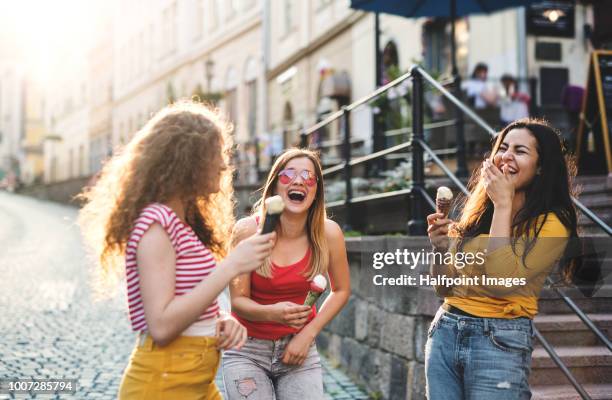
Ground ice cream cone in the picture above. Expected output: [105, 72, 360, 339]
[436, 186, 453, 217]
[261, 195, 284, 234]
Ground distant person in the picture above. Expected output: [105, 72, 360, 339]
[462, 63, 498, 109]
[561, 84, 585, 152]
[79, 100, 276, 399]
[499, 74, 530, 126]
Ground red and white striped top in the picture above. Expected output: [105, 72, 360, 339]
[125, 203, 219, 331]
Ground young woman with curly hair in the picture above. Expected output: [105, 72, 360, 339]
[425, 118, 578, 400]
[222, 148, 350, 400]
[79, 101, 276, 399]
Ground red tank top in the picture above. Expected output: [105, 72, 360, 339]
[233, 247, 317, 340]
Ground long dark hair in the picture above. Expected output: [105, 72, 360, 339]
[452, 118, 579, 282]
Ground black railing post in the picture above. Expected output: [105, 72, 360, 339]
[529, 76, 538, 116]
[407, 67, 427, 235]
[454, 75, 468, 178]
[254, 136, 261, 181]
[342, 107, 353, 231]
[300, 128, 308, 148]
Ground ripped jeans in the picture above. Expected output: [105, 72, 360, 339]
[425, 307, 534, 400]
[222, 335, 324, 400]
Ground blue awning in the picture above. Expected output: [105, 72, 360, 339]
[350, 0, 541, 18]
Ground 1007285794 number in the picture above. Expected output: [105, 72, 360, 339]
[0, 379, 77, 394]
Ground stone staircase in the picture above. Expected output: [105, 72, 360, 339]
[531, 174, 612, 399]
[531, 288, 612, 399]
[575, 175, 612, 235]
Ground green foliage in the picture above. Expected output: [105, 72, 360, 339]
[191, 84, 223, 105]
[369, 391, 384, 400]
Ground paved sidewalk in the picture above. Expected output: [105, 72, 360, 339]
[0, 192, 368, 399]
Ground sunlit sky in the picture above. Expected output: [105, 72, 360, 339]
[0, 0, 97, 82]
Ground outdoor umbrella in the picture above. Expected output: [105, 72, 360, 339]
[350, 0, 542, 77]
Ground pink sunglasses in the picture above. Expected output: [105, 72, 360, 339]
[278, 168, 317, 187]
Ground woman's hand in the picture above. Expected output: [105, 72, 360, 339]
[427, 213, 452, 252]
[482, 158, 514, 208]
[282, 331, 314, 365]
[268, 302, 312, 329]
[216, 314, 247, 350]
[226, 231, 276, 275]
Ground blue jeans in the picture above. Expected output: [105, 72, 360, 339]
[425, 307, 534, 400]
[222, 335, 324, 400]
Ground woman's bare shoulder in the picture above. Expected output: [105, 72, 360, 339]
[324, 218, 344, 241]
[232, 216, 259, 243]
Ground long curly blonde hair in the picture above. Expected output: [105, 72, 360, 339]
[78, 100, 235, 279]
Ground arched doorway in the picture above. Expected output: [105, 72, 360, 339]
[282, 102, 295, 149]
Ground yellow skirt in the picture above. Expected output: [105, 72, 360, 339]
[119, 333, 222, 400]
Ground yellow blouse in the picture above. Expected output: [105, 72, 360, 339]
[443, 212, 570, 319]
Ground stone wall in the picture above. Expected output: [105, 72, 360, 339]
[317, 236, 442, 400]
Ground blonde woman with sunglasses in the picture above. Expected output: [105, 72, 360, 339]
[222, 148, 351, 400]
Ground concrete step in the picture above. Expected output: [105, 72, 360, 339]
[578, 209, 612, 223]
[575, 175, 612, 191]
[532, 383, 612, 400]
[534, 314, 612, 347]
[538, 296, 612, 314]
[539, 285, 612, 300]
[577, 194, 612, 210]
[530, 346, 612, 385]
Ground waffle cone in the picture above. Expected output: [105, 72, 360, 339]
[436, 198, 451, 217]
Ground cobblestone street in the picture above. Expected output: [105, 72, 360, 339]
[0, 193, 367, 399]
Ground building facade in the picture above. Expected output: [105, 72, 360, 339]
[111, 0, 264, 184]
[27, 1, 599, 188]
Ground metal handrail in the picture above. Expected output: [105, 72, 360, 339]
[533, 328, 592, 400]
[322, 141, 413, 176]
[418, 186, 436, 211]
[384, 119, 457, 137]
[415, 65, 610, 398]
[415, 65, 612, 235]
[546, 278, 612, 352]
[573, 197, 612, 236]
[302, 70, 412, 137]
[417, 138, 469, 197]
[299, 64, 610, 399]
[414, 65, 497, 137]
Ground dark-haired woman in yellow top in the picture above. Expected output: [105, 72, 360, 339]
[426, 118, 577, 400]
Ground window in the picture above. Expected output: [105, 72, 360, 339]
[382, 41, 399, 84]
[225, 88, 237, 127]
[210, 0, 221, 31]
[138, 31, 145, 74]
[284, 0, 294, 35]
[170, 1, 177, 53]
[246, 80, 257, 139]
[194, 0, 204, 40]
[225, 67, 238, 127]
[227, 0, 239, 19]
[68, 148, 74, 178]
[148, 24, 155, 68]
[244, 58, 258, 139]
[78, 144, 85, 176]
[423, 19, 450, 77]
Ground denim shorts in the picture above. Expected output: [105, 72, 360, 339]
[222, 335, 323, 400]
[425, 307, 534, 400]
